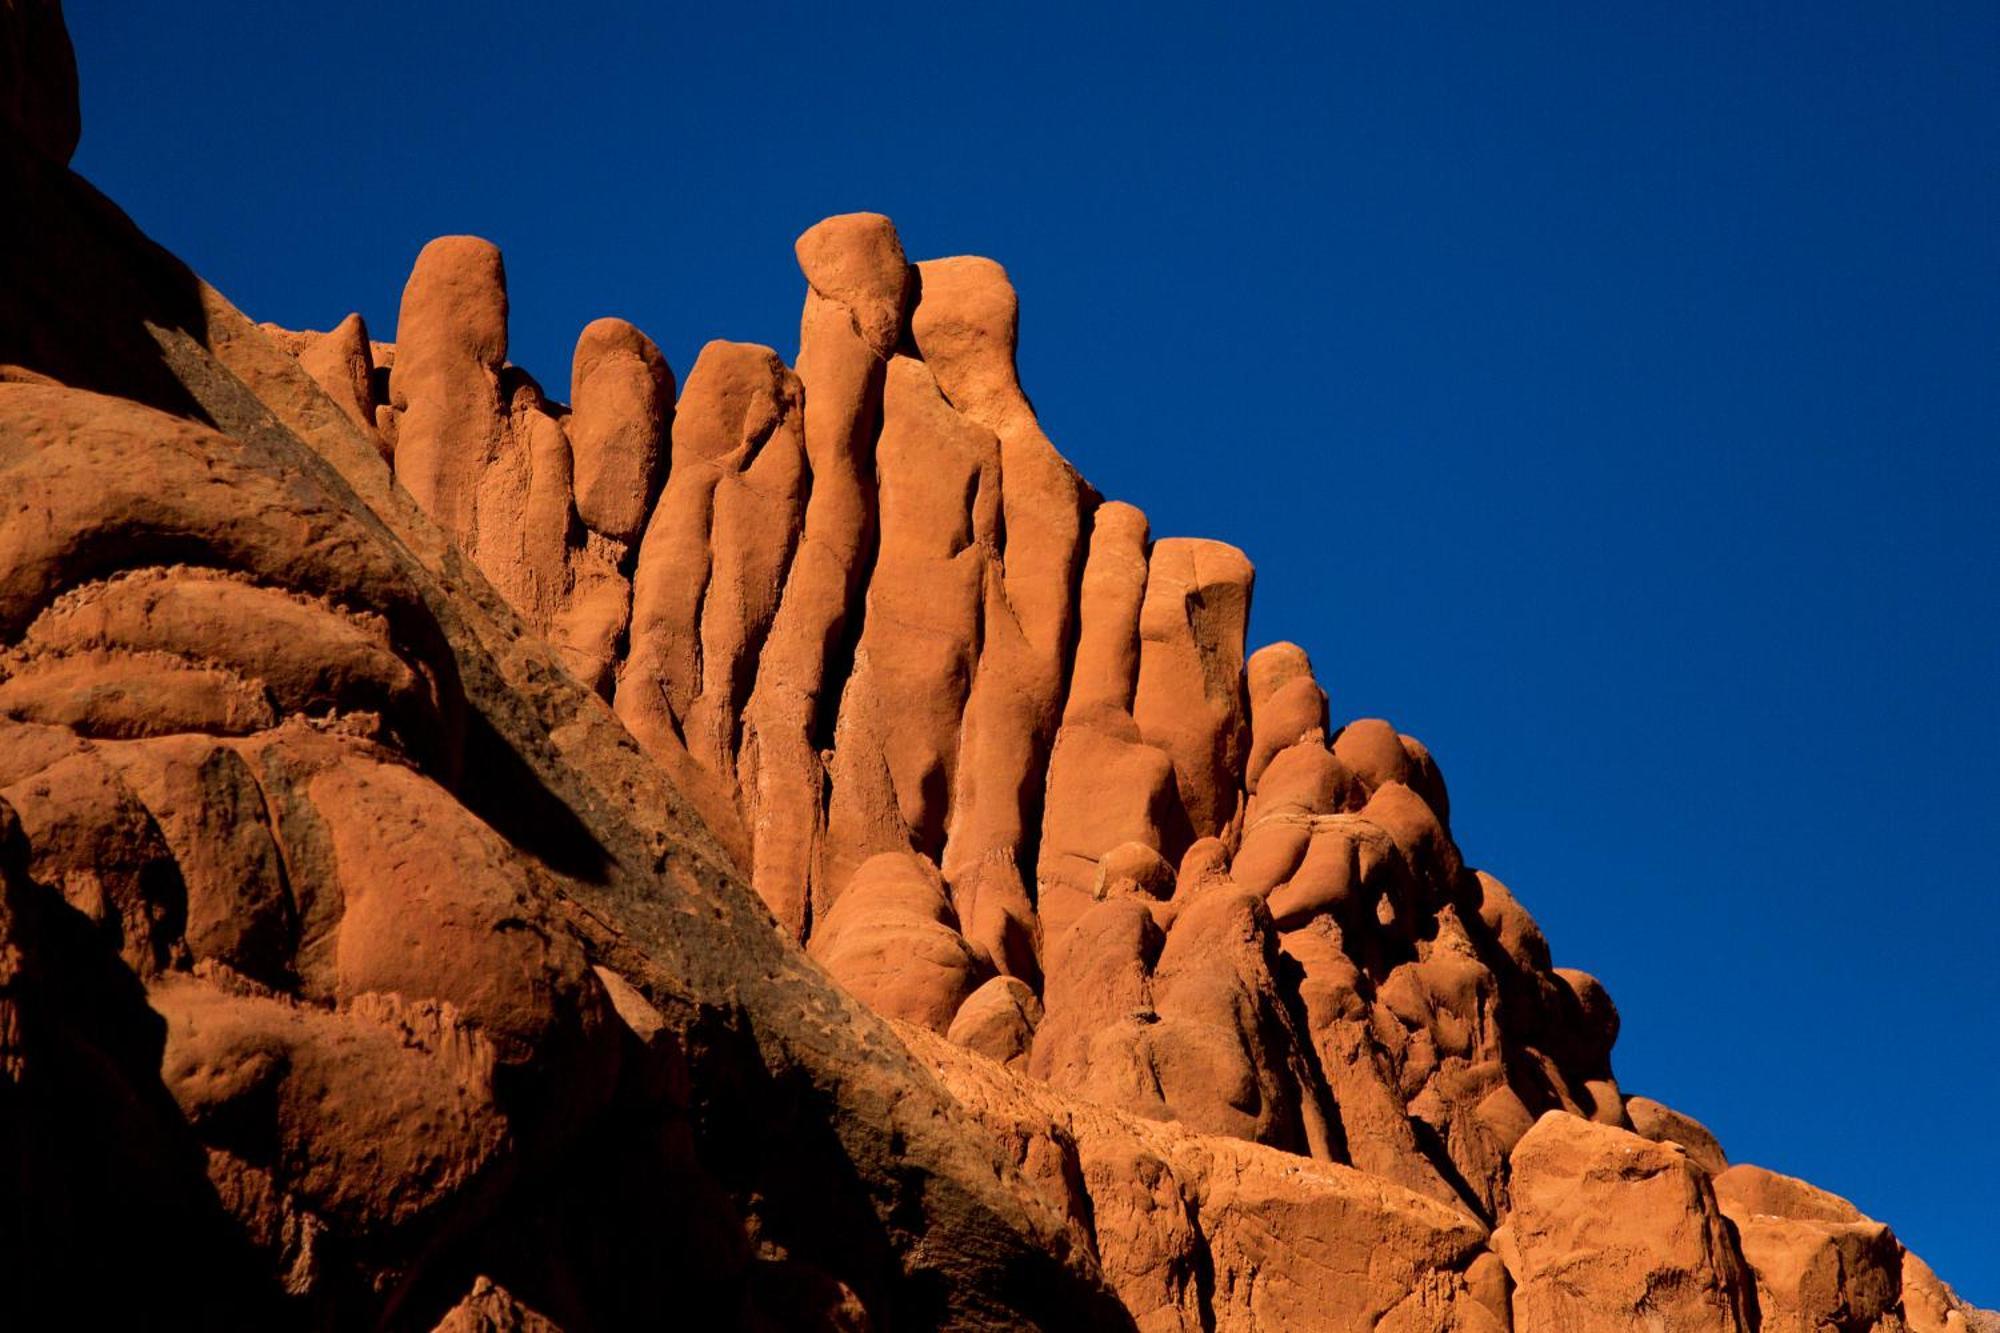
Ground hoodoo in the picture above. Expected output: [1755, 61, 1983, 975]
[0, 3, 1990, 1328]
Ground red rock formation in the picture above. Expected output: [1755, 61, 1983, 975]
[1496, 1111, 1758, 1330]
[736, 214, 908, 941]
[903, 1018, 1507, 1332]
[808, 851, 989, 1033]
[619, 339, 806, 790]
[0, 3, 1991, 1327]
[1708, 1164, 1990, 1333]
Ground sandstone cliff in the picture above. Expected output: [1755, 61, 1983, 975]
[0, 2, 1991, 1328]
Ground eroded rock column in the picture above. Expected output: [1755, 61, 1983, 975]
[738, 214, 907, 938]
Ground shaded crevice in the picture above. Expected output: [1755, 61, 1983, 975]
[808, 485, 880, 758]
[1405, 1114, 1493, 1227]
[1013, 491, 1103, 906]
[1271, 945, 1350, 1165]
[1184, 1187, 1219, 1333]
[457, 703, 614, 887]
[227, 742, 307, 993]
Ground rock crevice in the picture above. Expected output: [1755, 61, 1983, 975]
[1, 6, 1991, 1324]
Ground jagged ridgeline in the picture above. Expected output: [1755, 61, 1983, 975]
[291, 214, 1629, 1206]
[1, 2, 1992, 1328]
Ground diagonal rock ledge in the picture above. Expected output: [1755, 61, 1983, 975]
[1, 2, 1993, 1327]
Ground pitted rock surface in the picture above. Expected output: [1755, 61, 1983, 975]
[0, 5, 1990, 1327]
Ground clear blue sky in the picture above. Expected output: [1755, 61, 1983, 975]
[67, 1, 1997, 1298]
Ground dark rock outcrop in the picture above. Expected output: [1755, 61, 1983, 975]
[0, 4, 1989, 1328]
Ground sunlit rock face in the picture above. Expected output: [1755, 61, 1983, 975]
[347, 204, 1629, 1212]
[3, 3, 1994, 1329]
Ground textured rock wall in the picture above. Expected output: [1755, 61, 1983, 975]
[320, 210, 1642, 1216]
[2, 1, 1993, 1326]
[246, 203, 1990, 1329]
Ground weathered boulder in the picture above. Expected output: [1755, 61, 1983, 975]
[808, 851, 989, 1034]
[1713, 1164, 1908, 1332]
[1497, 1112, 1756, 1331]
[946, 973, 1043, 1071]
[1628, 1094, 1730, 1176]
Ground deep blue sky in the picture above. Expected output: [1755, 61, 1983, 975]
[67, 1, 1997, 1298]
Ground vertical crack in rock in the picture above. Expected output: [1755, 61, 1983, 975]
[4, 8, 1993, 1323]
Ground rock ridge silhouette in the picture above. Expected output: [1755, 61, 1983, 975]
[1, 3, 1991, 1328]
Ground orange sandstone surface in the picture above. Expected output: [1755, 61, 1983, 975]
[0, 3, 1992, 1328]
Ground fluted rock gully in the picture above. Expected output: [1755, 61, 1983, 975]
[0, 4, 1990, 1328]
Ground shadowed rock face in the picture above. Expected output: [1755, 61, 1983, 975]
[2, 4, 1993, 1330]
